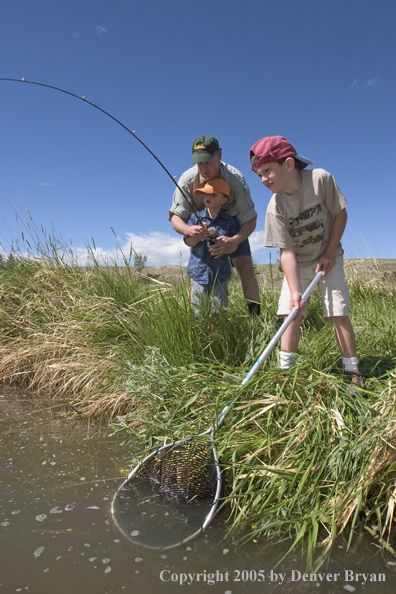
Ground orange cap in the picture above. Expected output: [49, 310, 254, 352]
[194, 178, 230, 198]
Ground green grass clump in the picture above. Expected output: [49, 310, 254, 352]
[0, 232, 395, 564]
[0, 239, 275, 414]
[111, 353, 396, 567]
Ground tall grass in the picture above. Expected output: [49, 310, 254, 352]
[0, 231, 395, 565]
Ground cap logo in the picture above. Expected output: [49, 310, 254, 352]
[194, 144, 207, 150]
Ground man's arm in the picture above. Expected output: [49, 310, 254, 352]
[316, 208, 347, 275]
[209, 217, 257, 257]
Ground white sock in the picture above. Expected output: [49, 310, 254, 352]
[342, 356, 359, 373]
[280, 351, 296, 370]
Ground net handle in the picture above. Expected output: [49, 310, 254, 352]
[214, 270, 324, 429]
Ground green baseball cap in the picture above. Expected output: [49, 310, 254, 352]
[192, 135, 221, 163]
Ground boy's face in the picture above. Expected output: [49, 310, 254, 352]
[203, 191, 228, 210]
[255, 161, 290, 194]
[196, 150, 222, 181]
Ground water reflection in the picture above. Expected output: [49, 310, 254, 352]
[1, 388, 395, 594]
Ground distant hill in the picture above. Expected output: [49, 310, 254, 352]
[139, 258, 396, 287]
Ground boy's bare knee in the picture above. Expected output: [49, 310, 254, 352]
[329, 315, 352, 328]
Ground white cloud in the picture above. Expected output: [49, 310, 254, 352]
[59, 232, 189, 266]
[349, 76, 383, 90]
[248, 230, 265, 253]
[95, 26, 107, 35]
[71, 230, 268, 266]
[124, 231, 189, 264]
[6, 230, 269, 267]
[39, 182, 54, 186]
[349, 78, 360, 90]
[72, 32, 80, 38]
[367, 77, 381, 87]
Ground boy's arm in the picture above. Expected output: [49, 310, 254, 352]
[184, 236, 201, 247]
[280, 248, 306, 312]
[316, 208, 347, 275]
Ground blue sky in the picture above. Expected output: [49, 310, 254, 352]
[1, 0, 395, 266]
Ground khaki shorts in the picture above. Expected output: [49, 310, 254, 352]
[277, 257, 349, 320]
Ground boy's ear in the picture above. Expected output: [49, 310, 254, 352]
[285, 157, 295, 171]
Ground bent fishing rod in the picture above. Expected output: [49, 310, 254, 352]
[0, 77, 217, 239]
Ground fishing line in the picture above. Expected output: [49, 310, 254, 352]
[0, 77, 210, 231]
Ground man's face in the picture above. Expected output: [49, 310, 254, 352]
[196, 151, 222, 181]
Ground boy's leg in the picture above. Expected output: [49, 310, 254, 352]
[329, 316, 364, 389]
[320, 259, 364, 391]
[277, 267, 312, 369]
[281, 315, 304, 352]
[329, 316, 357, 358]
[212, 280, 228, 313]
[318, 256, 359, 365]
[191, 281, 209, 309]
[280, 314, 303, 369]
[191, 280, 228, 315]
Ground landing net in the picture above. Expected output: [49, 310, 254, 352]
[111, 440, 221, 549]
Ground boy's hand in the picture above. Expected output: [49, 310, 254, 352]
[316, 251, 335, 276]
[186, 223, 211, 240]
[290, 290, 306, 312]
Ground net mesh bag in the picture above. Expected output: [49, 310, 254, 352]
[129, 441, 218, 501]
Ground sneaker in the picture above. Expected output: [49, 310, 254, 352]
[343, 371, 365, 397]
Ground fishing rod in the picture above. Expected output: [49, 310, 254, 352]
[0, 77, 217, 239]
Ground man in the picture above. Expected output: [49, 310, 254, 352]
[169, 135, 260, 315]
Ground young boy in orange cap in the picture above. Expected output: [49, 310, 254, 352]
[250, 136, 363, 392]
[185, 178, 240, 313]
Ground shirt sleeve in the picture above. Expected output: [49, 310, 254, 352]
[221, 164, 258, 226]
[232, 186, 258, 226]
[322, 172, 348, 214]
[168, 170, 196, 223]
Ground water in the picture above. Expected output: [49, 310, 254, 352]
[1, 388, 395, 594]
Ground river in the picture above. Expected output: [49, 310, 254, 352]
[1, 388, 395, 594]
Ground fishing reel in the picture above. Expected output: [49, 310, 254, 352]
[208, 227, 218, 245]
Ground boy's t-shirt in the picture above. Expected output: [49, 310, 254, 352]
[187, 209, 240, 285]
[264, 168, 348, 264]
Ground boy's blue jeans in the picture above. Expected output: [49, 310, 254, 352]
[192, 279, 229, 314]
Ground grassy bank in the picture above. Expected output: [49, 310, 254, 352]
[0, 248, 395, 565]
